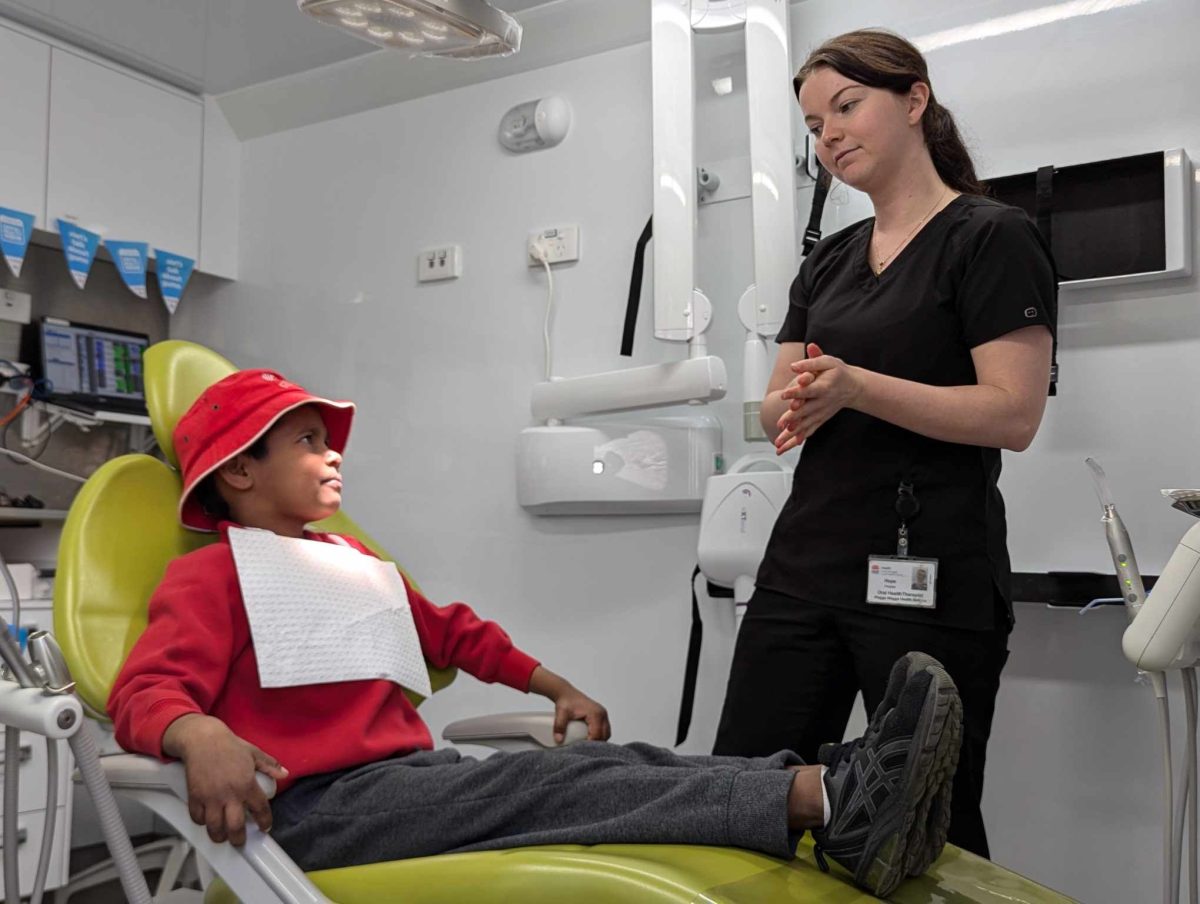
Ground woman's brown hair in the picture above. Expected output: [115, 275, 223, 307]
[795, 29, 984, 196]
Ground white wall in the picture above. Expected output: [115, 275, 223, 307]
[172, 2, 1200, 900]
[175, 43, 717, 754]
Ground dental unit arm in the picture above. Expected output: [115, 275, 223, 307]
[1089, 461, 1200, 904]
[0, 548, 152, 904]
[1123, 519, 1200, 672]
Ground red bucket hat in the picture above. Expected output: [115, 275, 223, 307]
[174, 369, 355, 532]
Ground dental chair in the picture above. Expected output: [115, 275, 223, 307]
[48, 340, 1071, 903]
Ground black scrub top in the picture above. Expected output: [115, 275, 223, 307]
[755, 195, 1056, 631]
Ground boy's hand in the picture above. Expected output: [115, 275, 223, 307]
[162, 714, 289, 846]
[552, 685, 611, 743]
[528, 665, 612, 743]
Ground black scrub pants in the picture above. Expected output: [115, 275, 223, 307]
[712, 588, 1010, 859]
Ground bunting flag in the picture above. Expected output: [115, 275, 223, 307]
[154, 250, 195, 315]
[57, 220, 101, 289]
[106, 240, 149, 299]
[0, 207, 35, 279]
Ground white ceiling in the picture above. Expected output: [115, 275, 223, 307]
[0, 0, 558, 95]
[0, 0, 806, 140]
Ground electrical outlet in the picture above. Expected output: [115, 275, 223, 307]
[0, 289, 31, 325]
[417, 245, 463, 283]
[527, 226, 581, 266]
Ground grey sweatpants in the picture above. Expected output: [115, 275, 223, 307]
[270, 741, 803, 871]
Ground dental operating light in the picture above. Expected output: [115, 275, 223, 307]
[298, 0, 522, 59]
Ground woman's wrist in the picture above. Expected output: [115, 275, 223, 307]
[847, 365, 871, 412]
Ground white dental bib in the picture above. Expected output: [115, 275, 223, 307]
[228, 527, 432, 697]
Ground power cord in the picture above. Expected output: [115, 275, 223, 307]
[530, 240, 556, 380]
[0, 445, 85, 484]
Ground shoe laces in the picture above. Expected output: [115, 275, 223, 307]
[822, 737, 866, 775]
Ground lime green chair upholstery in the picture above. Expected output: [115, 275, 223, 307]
[51, 340, 1073, 904]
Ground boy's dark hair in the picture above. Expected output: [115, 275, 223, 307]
[192, 433, 271, 524]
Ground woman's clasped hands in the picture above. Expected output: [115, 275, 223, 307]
[775, 342, 866, 454]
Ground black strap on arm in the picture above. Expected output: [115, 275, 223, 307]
[802, 165, 833, 257]
[620, 216, 654, 357]
[1034, 165, 1060, 397]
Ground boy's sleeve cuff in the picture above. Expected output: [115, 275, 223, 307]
[498, 650, 540, 693]
[139, 697, 204, 760]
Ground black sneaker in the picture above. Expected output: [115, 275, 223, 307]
[817, 651, 948, 876]
[811, 658, 962, 897]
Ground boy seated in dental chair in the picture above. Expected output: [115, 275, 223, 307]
[108, 368, 963, 899]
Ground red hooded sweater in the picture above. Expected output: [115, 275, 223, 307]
[108, 525, 540, 791]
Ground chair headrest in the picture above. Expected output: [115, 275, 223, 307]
[144, 341, 237, 469]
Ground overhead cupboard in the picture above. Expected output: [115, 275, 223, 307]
[0, 18, 238, 280]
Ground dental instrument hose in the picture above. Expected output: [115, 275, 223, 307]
[27, 739, 58, 904]
[1176, 672, 1195, 902]
[0, 547, 26, 904]
[3, 726, 18, 904]
[1157, 673, 1177, 904]
[69, 723, 152, 904]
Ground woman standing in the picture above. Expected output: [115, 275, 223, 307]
[713, 29, 1056, 860]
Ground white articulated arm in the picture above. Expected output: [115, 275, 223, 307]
[443, 712, 589, 753]
[1124, 522, 1200, 672]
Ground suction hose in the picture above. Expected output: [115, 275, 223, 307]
[68, 723, 152, 904]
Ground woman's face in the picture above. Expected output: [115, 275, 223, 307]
[798, 65, 927, 193]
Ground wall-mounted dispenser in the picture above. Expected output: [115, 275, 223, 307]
[498, 96, 571, 153]
[517, 416, 721, 515]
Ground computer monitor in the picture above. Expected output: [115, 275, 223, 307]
[36, 317, 149, 413]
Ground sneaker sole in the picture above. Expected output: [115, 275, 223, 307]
[855, 663, 963, 898]
[895, 654, 961, 878]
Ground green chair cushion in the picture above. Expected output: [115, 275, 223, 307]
[202, 837, 1072, 904]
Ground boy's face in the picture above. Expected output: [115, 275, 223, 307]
[223, 405, 344, 529]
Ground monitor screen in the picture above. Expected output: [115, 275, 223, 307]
[39, 319, 148, 402]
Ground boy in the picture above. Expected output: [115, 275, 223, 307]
[108, 369, 962, 898]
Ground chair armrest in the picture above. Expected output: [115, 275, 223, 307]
[98, 753, 277, 800]
[442, 712, 588, 752]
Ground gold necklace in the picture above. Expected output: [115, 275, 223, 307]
[871, 187, 950, 275]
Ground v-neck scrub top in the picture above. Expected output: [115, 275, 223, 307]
[754, 195, 1056, 631]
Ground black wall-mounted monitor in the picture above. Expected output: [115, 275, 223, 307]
[984, 150, 1179, 285]
[33, 317, 149, 414]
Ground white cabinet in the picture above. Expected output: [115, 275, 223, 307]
[46, 48, 203, 261]
[0, 24, 50, 228]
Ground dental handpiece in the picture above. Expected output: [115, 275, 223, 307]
[1086, 458, 1147, 620]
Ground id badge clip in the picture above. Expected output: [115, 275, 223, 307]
[867, 481, 938, 609]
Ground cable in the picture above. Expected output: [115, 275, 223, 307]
[531, 241, 555, 381]
[0, 446, 86, 484]
[2, 403, 53, 463]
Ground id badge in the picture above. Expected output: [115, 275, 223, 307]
[866, 555, 938, 609]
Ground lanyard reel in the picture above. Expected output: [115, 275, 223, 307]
[895, 481, 920, 557]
